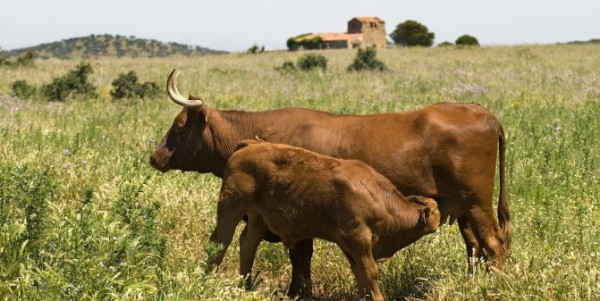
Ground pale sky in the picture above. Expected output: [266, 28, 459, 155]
[1, 0, 598, 52]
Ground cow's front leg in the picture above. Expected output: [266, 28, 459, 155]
[287, 239, 313, 298]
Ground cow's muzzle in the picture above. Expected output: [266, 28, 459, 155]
[149, 155, 167, 172]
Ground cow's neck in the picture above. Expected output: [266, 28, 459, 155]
[207, 108, 278, 176]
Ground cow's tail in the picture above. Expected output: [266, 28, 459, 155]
[497, 123, 512, 251]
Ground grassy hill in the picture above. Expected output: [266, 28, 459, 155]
[2, 34, 226, 59]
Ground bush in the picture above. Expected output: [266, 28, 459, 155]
[110, 71, 160, 99]
[456, 35, 480, 46]
[247, 44, 264, 54]
[0, 57, 11, 67]
[390, 20, 435, 47]
[275, 60, 296, 72]
[347, 46, 388, 72]
[297, 53, 327, 71]
[41, 62, 97, 101]
[16, 51, 35, 67]
[0, 165, 56, 270]
[11, 80, 38, 100]
[438, 41, 454, 47]
[0, 51, 35, 68]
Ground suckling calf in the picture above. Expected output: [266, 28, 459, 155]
[208, 140, 441, 301]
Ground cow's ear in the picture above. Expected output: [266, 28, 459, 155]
[420, 207, 432, 224]
[193, 104, 209, 123]
[234, 139, 263, 152]
[234, 141, 251, 152]
[188, 93, 203, 101]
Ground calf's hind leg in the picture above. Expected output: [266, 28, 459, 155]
[239, 213, 268, 290]
[287, 239, 314, 298]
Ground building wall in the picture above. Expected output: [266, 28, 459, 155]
[347, 18, 387, 49]
[324, 40, 349, 49]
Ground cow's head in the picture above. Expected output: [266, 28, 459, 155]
[150, 70, 224, 175]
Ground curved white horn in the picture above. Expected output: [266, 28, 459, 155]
[167, 69, 203, 107]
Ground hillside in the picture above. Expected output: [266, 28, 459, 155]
[2, 34, 226, 59]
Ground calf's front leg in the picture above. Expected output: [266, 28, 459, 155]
[207, 196, 247, 270]
[345, 232, 383, 301]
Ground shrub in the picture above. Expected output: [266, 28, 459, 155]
[438, 41, 454, 47]
[0, 57, 11, 67]
[41, 62, 97, 101]
[16, 51, 35, 67]
[390, 20, 435, 47]
[275, 60, 297, 72]
[0, 165, 56, 270]
[456, 35, 480, 46]
[297, 53, 327, 71]
[0, 51, 35, 68]
[247, 44, 264, 54]
[110, 71, 160, 99]
[347, 46, 388, 72]
[11, 80, 38, 100]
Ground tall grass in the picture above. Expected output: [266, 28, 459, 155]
[0, 44, 599, 300]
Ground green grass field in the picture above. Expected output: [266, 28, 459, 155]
[1, 44, 599, 300]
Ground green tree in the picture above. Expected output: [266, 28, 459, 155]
[390, 20, 435, 47]
[287, 34, 324, 51]
[455, 34, 480, 46]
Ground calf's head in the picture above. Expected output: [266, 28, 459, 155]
[407, 195, 441, 235]
[150, 70, 223, 174]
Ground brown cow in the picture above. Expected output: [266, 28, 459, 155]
[150, 70, 511, 297]
[208, 140, 442, 301]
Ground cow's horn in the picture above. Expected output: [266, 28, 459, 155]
[167, 69, 203, 107]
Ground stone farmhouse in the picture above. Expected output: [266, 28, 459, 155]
[291, 17, 387, 50]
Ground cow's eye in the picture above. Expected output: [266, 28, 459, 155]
[176, 122, 185, 128]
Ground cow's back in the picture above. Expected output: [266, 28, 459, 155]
[261, 103, 500, 201]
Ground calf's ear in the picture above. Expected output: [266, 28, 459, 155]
[420, 207, 432, 224]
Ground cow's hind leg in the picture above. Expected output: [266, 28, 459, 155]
[239, 213, 268, 290]
[457, 216, 484, 272]
[467, 205, 507, 270]
[287, 239, 313, 298]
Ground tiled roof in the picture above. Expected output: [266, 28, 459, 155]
[296, 32, 362, 42]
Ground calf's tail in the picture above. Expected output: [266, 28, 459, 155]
[497, 123, 512, 251]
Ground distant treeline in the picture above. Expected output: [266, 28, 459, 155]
[561, 39, 600, 45]
[2, 34, 226, 59]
